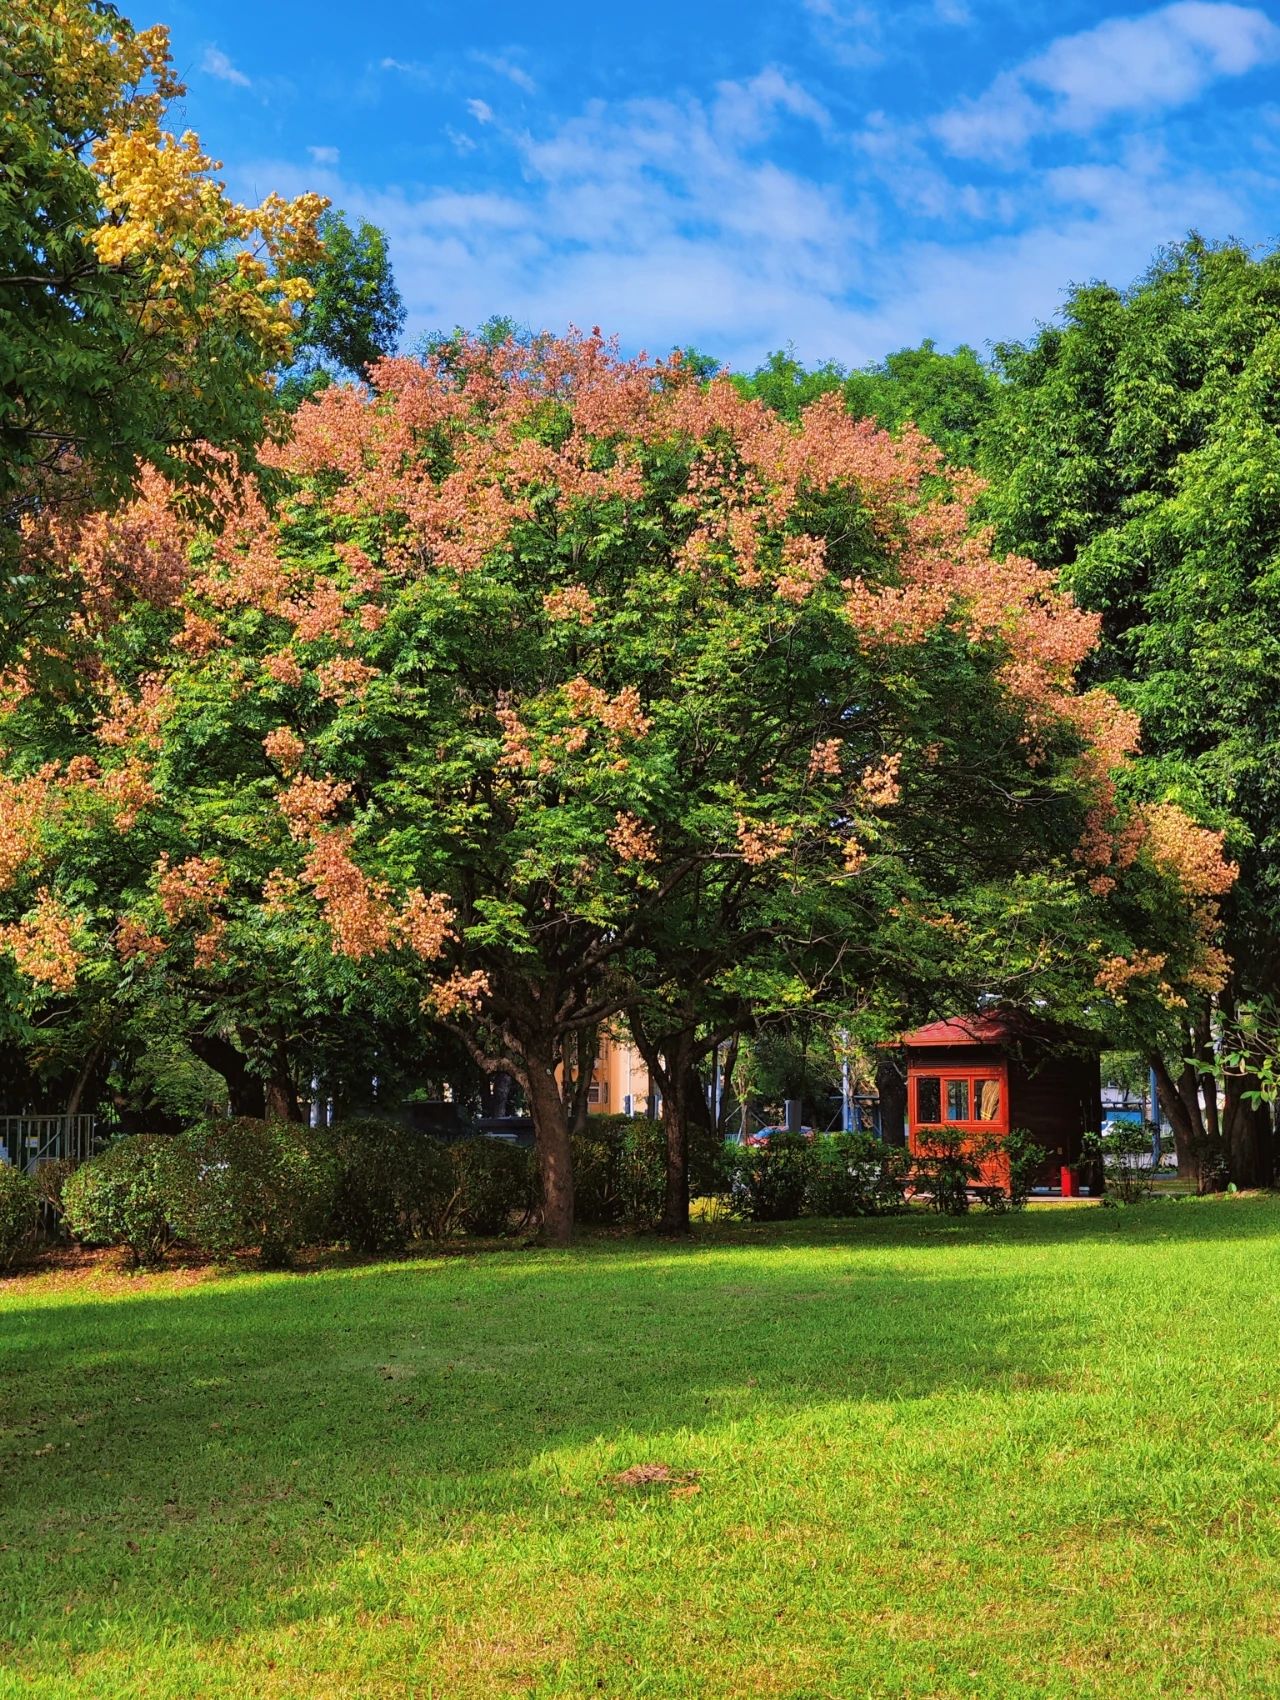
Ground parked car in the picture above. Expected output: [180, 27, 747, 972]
[742, 1125, 816, 1147]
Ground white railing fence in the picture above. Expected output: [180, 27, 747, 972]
[0, 1115, 99, 1173]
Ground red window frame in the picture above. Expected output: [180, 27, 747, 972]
[910, 1068, 1008, 1135]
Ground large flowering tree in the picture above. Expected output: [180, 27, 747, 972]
[0, 334, 1233, 1239]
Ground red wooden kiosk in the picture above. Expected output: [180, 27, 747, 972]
[902, 1010, 1102, 1196]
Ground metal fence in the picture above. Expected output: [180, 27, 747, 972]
[0, 1115, 98, 1173]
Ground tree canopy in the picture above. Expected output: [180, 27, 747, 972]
[0, 1, 325, 522]
[982, 236, 1280, 1184]
[282, 210, 406, 398]
[0, 332, 1232, 1235]
[737, 340, 998, 464]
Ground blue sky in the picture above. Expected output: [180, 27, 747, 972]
[150, 0, 1280, 369]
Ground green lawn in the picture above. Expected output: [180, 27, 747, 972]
[3, 1199, 1280, 1699]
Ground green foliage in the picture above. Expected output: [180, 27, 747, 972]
[62, 1135, 175, 1266]
[727, 1131, 814, 1222]
[994, 1128, 1048, 1212]
[568, 1116, 668, 1228]
[732, 348, 847, 421]
[1102, 1051, 1151, 1101]
[806, 1132, 910, 1217]
[844, 339, 999, 465]
[449, 1138, 536, 1236]
[0, 1165, 38, 1270]
[284, 210, 406, 391]
[130, 1031, 227, 1124]
[0, 327, 1207, 1237]
[164, 1118, 337, 1266]
[737, 339, 998, 463]
[1086, 1123, 1157, 1205]
[0, 3, 321, 533]
[615, 1118, 669, 1229]
[32, 1157, 78, 1239]
[982, 236, 1280, 1174]
[568, 1127, 622, 1226]
[911, 1132, 977, 1215]
[325, 1117, 452, 1254]
[729, 1131, 908, 1223]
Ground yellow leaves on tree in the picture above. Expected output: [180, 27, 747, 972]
[82, 53, 326, 370]
[0, 768, 55, 891]
[263, 727, 306, 774]
[607, 812, 659, 865]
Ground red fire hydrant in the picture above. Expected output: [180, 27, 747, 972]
[1060, 1165, 1080, 1198]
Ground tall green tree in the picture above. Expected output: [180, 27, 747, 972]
[982, 236, 1280, 1183]
[0, 1, 324, 523]
[737, 340, 999, 464]
[284, 210, 406, 395]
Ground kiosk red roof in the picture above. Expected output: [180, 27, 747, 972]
[901, 1015, 1014, 1048]
[900, 1009, 1099, 1049]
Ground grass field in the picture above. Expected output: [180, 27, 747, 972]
[3, 1198, 1280, 1699]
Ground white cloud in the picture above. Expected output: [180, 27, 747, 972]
[308, 145, 340, 166]
[201, 45, 251, 88]
[229, 41, 1278, 373]
[466, 98, 495, 124]
[476, 54, 538, 95]
[711, 67, 831, 142]
[801, 0, 973, 66]
[937, 1, 1280, 158]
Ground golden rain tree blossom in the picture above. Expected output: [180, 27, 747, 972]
[0, 330, 1233, 1240]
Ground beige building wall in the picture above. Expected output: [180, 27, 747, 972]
[587, 1029, 653, 1117]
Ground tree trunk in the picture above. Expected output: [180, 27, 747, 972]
[1151, 1054, 1205, 1189]
[876, 1053, 908, 1146]
[566, 1026, 598, 1137]
[1255, 1101, 1277, 1190]
[1222, 1073, 1275, 1189]
[628, 1016, 699, 1236]
[479, 1070, 516, 1118]
[527, 1046, 574, 1245]
[190, 1034, 266, 1118]
[715, 1035, 739, 1137]
[658, 1033, 700, 1236]
[65, 1045, 101, 1118]
[265, 1077, 303, 1122]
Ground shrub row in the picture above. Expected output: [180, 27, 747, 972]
[725, 1131, 911, 1222]
[0, 1165, 39, 1271]
[909, 1126, 1046, 1213]
[25, 1116, 1045, 1272]
[60, 1118, 537, 1268]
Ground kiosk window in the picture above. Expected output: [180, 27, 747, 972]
[917, 1076, 941, 1122]
[945, 1079, 970, 1121]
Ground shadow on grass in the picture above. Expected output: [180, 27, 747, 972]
[0, 1194, 1275, 1664]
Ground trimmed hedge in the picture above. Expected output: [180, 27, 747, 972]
[325, 1122, 536, 1248]
[326, 1117, 451, 1253]
[806, 1132, 911, 1217]
[728, 1130, 813, 1221]
[570, 1115, 668, 1228]
[450, 1137, 536, 1237]
[164, 1117, 338, 1266]
[33, 1157, 78, 1238]
[63, 1135, 175, 1266]
[0, 1165, 38, 1271]
[727, 1131, 910, 1222]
